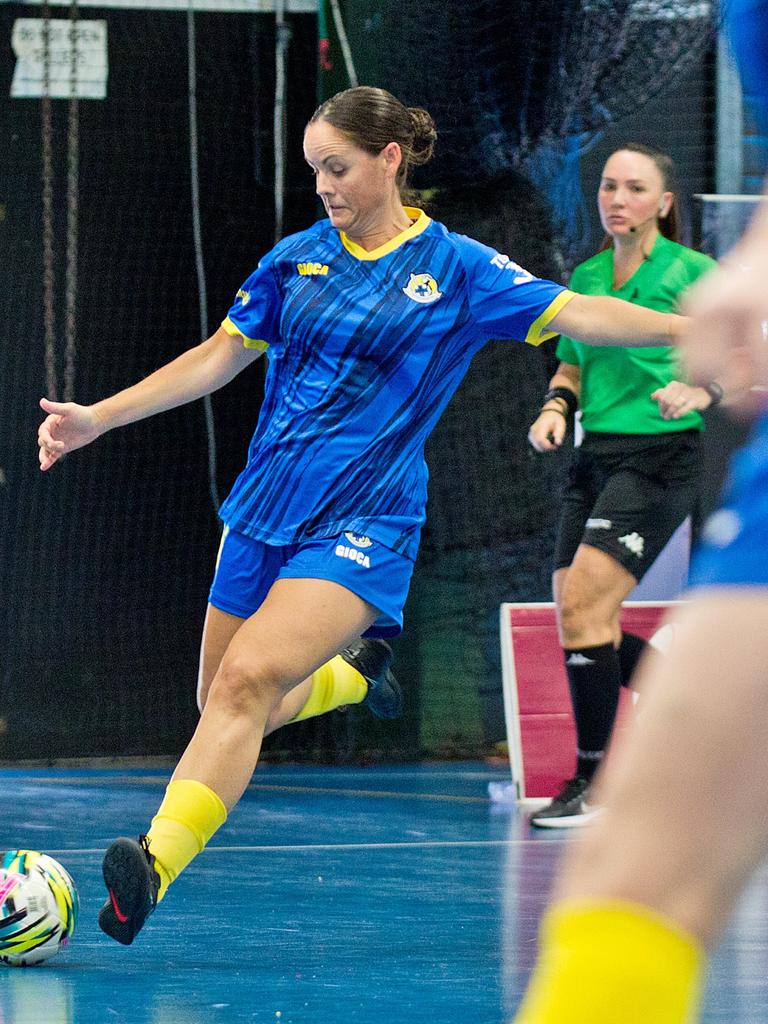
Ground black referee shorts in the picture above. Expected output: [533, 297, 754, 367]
[553, 430, 702, 581]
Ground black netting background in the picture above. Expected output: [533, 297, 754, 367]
[0, 5, 328, 761]
[323, 2, 717, 180]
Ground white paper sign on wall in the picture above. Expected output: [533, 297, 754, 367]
[11, 19, 108, 100]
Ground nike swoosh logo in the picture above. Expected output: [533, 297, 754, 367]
[109, 889, 129, 923]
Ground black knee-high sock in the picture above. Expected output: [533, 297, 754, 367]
[563, 642, 622, 782]
[617, 631, 648, 687]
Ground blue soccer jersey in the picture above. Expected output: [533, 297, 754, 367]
[219, 208, 573, 560]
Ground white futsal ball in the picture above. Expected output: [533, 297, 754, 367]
[0, 851, 79, 967]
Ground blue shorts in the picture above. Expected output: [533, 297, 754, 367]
[208, 527, 415, 638]
[689, 412, 768, 588]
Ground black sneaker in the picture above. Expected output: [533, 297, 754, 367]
[98, 835, 160, 945]
[341, 639, 403, 719]
[529, 776, 600, 829]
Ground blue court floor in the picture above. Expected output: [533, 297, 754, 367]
[1, 762, 768, 1023]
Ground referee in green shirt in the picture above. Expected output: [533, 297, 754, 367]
[528, 143, 719, 827]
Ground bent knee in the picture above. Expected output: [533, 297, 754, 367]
[209, 653, 291, 716]
[559, 598, 621, 650]
[559, 588, 602, 636]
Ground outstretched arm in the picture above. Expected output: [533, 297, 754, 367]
[38, 326, 260, 470]
[550, 293, 686, 348]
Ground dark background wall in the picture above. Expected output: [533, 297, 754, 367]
[0, 5, 323, 759]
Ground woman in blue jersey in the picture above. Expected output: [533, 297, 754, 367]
[37, 86, 689, 946]
[526, 144, 718, 828]
[512, 2, 768, 1022]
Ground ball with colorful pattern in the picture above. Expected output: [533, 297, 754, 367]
[0, 850, 78, 967]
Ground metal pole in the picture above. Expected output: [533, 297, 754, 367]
[187, 3, 221, 512]
[41, 0, 58, 401]
[716, 27, 744, 194]
[274, 0, 291, 242]
[64, 0, 79, 401]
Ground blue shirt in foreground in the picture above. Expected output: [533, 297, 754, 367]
[220, 209, 573, 560]
[690, 0, 768, 586]
[727, 0, 768, 134]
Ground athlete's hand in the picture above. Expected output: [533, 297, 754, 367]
[650, 380, 712, 420]
[38, 398, 104, 471]
[528, 409, 567, 452]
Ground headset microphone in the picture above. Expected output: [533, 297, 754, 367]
[628, 209, 664, 235]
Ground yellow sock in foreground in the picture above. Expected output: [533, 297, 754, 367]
[513, 899, 705, 1024]
[146, 779, 228, 901]
[288, 655, 367, 723]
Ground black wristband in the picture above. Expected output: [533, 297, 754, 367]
[542, 386, 578, 419]
[704, 381, 724, 407]
[541, 405, 568, 419]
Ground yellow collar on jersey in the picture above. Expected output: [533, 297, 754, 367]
[340, 207, 431, 261]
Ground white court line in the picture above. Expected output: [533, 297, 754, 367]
[17, 1, 316, 11]
[44, 838, 550, 856]
[4, 768, 499, 780]
[19, 776, 491, 804]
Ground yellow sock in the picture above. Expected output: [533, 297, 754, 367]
[288, 655, 367, 723]
[514, 899, 705, 1024]
[146, 779, 228, 901]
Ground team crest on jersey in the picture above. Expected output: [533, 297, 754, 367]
[236, 288, 250, 306]
[344, 532, 373, 549]
[402, 272, 443, 305]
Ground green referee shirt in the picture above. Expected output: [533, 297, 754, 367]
[557, 234, 716, 434]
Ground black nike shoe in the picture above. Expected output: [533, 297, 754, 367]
[529, 776, 601, 829]
[98, 835, 160, 945]
[341, 638, 403, 719]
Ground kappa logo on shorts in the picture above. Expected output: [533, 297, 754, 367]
[586, 518, 613, 530]
[618, 531, 645, 557]
[402, 272, 443, 305]
[344, 532, 373, 549]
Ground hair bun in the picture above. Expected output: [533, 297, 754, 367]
[408, 107, 437, 165]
